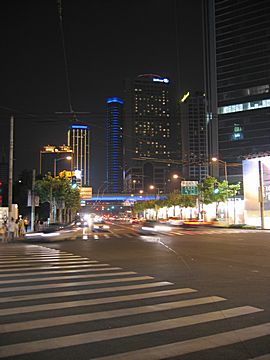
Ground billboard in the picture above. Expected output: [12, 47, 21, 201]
[243, 156, 270, 228]
[80, 187, 92, 200]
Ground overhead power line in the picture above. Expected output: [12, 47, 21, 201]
[57, 0, 77, 120]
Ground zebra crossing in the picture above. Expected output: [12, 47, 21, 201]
[87, 228, 269, 240]
[0, 244, 269, 359]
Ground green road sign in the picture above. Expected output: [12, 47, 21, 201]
[181, 180, 198, 195]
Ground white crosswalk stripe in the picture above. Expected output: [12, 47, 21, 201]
[0, 244, 269, 359]
[0, 296, 226, 334]
[94, 323, 270, 360]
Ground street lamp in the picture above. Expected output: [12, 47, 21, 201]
[149, 185, 160, 199]
[211, 157, 227, 182]
[54, 156, 72, 177]
[171, 173, 182, 193]
[132, 179, 137, 192]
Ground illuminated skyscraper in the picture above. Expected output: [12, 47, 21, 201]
[179, 92, 208, 182]
[106, 97, 124, 193]
[204, 0, 270, 183]
[124, 74, 173, 192]
[67, 123, 90, 186]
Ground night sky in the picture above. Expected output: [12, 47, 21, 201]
[0, 0, 203, 191]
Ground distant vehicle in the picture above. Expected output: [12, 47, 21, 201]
[92, 221, 110, 232]
[137, 220, 172, 235]
[167, 217, 184, 226]
[129, 217, 140, 224]
[182, 219, 214, 227]
[24, 223, 80, 242]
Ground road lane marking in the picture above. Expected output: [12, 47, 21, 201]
[0, 276, 154, 295]
[0, 281, 173, 304]
[0, 271, 138, 285]
[0, 306, 262, 358]
[0, 296, 226, 333]
[0, 267, 122, 278]
[0, 254, 82, 259]
[0, 288, 196, 316]
[94, 321, 270, 360]
[0, 256, 87, 263]
[0, 260, 98, 268]
[0, 263, 111, 273]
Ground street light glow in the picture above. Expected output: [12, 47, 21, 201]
[54, 156, 73, 177]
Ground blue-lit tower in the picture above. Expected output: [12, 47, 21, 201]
[67, 123, 90, 186]
[106, 97, 124, 193]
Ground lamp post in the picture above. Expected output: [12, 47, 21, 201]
[132, 179, 137, 192]
[211, 157, 227, 182]
[172, 173, 182, 193]
[54, 156, 72, 177]
[149, 185, 160, 199]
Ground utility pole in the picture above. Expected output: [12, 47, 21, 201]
[8, 116, 14, 239]
[31, 169, 36, 231]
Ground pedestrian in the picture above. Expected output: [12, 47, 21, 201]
[18, 217, 25, 237]
[8, 218, 15, 241]
[24, 217, 29, 233]
[0, 222, 8, 243]
[34, 219, 40, 232]
[15, 219, 19, 238]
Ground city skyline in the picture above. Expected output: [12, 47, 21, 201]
[0, 0, 204, 190]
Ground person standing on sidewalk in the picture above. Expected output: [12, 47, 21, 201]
[8, 218, 15, 241]
[0, 222, 8, 243]
[18, 216, 25, 237]
[24, 217, 29, 233]
[14, 219, 19, 238]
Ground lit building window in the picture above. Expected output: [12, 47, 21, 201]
[218, 99, 270, 114]
[231, 123, 244, 141]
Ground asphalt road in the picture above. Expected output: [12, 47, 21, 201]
[0, 223, 269, 359]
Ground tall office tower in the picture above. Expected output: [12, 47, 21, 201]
[124, 74, 172, 193]
[67, 123, 90, 186]
[179, 92, 208, 182]
[106, 97, 124, 193]
[204, 0, 270, 183]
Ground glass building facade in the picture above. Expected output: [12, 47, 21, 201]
[106, 97, 124, 193]
[179, 92, 208, 182]
[124, 74, 172, 192]
[204, 0, 270, 183]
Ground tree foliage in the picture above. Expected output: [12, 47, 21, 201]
[35, 174, 81, 218]
[198, 176, 240, 205]
[133, 193, 197, 214]
[198, 176, 241, 216]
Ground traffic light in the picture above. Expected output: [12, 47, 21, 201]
[71, 176, 78, 189]
[213, 182, 220, 194]
[0, 180, 3, 206]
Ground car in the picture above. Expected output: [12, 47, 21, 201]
[24, 223, 80, 242]
[92, 222, 110, 232]
[129, 217, 140, 224]
[167, 217, 184, 226]
[182, 219, 214, 227]
[137, 220, 172, 235]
